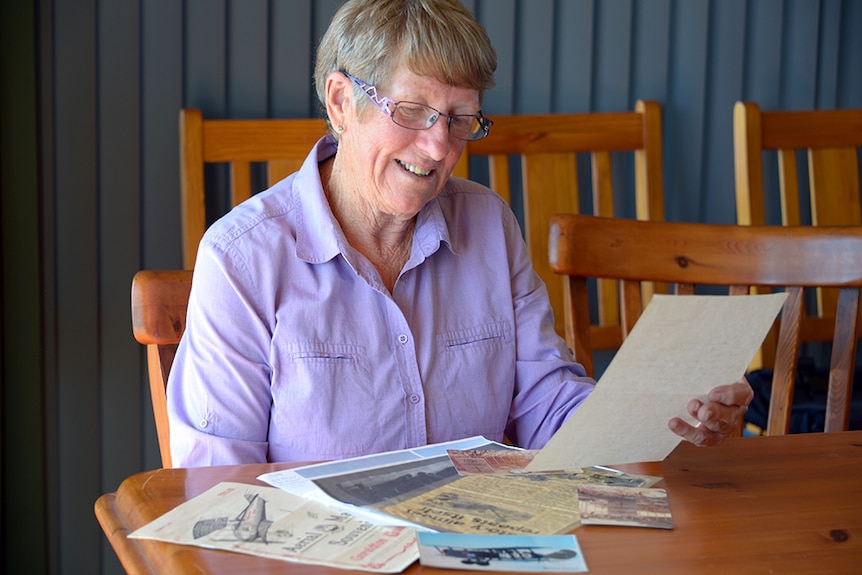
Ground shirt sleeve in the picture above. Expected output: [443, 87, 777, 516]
[167, 238, 274, 467]
[502, 212, 596, 449]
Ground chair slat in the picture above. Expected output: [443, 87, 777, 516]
[522, 153, 580, 337]
[767, 287, 804, 436]
[777, 149, 800, 225]
[825, 287, 860, 432]
[230, 161, 253, 206]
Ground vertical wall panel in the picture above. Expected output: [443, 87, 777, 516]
[742, 0, 786, 223]
[665, 0, 710, 221]
[97, 1, 141, 573]
[816, 0, 841, 108]
[553, 0, 595, 112]
[593, 0, 633, 112]
[632, 0, 671, 102]
[515, 0, 555, 113]
[271, 0, 314, 117]
[476, 0, 517, 113]
[228, 0, 269, 117]
[744, 0, 785, 108]
[838, 0, 862, 107]
[782, 0, 821, 109]
[53, 0, 101, 573]
[701, 0, 747, 223]
[142, 0, 183, 273]
[186, 0, 227, 116]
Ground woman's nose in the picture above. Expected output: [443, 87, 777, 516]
[414, 118, 452, 161]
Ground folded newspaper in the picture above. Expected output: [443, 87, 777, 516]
[129, 481, 418, 573]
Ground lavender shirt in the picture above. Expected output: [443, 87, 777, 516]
[167, 136, 594, 467]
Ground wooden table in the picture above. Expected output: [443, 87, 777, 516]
[96, 431, 862, 574]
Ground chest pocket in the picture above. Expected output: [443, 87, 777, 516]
[271, 341, 381, 458]
[435, 321, 514, 439]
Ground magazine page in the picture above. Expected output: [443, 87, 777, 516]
[258, 436, 510, 527]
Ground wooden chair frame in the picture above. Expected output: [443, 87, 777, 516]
[457, 102, 665, 343]
[733, 101, 862, 367]
[550, 214, 862, 435]
[131, 269, 192, 468]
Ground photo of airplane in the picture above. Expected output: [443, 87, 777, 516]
[437, 544, 578, 566]
[418, 532, 588, 572]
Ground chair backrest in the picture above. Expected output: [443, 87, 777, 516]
[549, 214, 862, 435]
[131, 269, 193, 468]
[733, 101, 862, 367]
[456, 101, 665, 344]
[180, 103, 663, 345]
[180, 108, 328, 269]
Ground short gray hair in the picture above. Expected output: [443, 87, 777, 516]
[314, 0, 497, 130]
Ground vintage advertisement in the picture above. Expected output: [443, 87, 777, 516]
[129, 481, 418, 573]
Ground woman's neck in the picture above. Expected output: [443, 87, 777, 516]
[320, 156, 415, 291]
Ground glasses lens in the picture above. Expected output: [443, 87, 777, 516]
[451, 116, 488, 141]
[392, 103, 437, 130]
[391, 103, 490, 141]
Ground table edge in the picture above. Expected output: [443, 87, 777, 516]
[95, 492, 157, 575]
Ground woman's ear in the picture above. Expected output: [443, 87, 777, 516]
[325, 71, 352, 131]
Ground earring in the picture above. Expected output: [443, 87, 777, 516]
[337, 126, 344, 132]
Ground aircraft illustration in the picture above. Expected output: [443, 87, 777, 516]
[435, 545, 578, 566]
[192, 491, 273, 543]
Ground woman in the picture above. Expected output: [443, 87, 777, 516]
[168, 0, 751, 467]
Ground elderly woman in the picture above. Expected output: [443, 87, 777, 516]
[168, 0, 752, 467]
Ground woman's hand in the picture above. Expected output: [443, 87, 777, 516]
[668, 378, 754, 447]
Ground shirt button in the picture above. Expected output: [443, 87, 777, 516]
[398, 334, 409, 344]
[409, 394, 421, 404]
[199, 419, 208, 428]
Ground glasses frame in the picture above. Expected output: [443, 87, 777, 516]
[340, 71, 493, 141]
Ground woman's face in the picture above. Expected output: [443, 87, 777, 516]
[336, 67, 481, 221]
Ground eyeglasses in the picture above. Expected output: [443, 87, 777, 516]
[341, 71, 493, 141]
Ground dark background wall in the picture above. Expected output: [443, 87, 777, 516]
[2, 1, 861, 574]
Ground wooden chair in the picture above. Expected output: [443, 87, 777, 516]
[180, 109, 328, 269]
[733, 101, 862, 367]
[131, 269, 193, 467]
[456, 101, 665, 344]
[180, 102, 664, 345]
[549, 214, 862, 435]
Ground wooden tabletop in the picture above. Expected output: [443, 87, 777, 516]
[96, 431, 862, 574]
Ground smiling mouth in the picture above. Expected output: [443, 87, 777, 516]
[397, 159, 432, 177]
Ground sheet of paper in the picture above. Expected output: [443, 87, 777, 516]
[526, 293, 787, 471]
